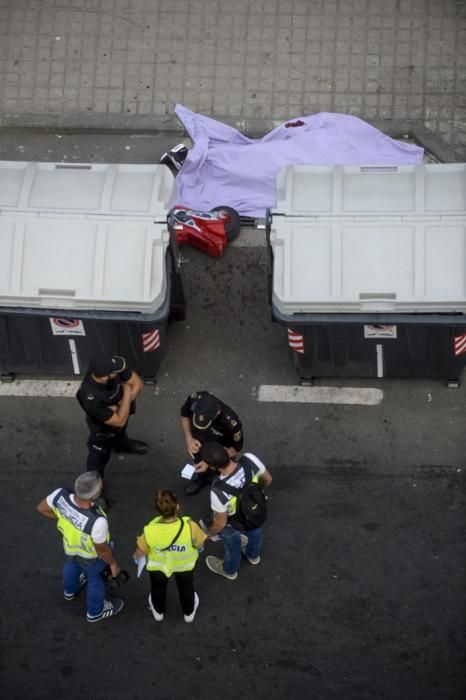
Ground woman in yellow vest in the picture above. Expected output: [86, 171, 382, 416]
[133, 490, 207, 623]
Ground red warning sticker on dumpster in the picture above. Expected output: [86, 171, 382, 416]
[142, 329, 160, 352]
[454, 334, 466, 356]
[49, 318, 86, 336]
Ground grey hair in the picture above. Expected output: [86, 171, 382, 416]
[74, 471, 102, 500]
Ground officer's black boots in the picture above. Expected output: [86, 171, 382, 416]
[184, 471, 212, 495]
[115, 439, 148, 455]
[185, 478, 204, 495]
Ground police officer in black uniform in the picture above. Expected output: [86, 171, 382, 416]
[180, 391, 243, 495]
[76, 354, 148, 475]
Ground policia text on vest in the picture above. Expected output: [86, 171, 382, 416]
[37, 471, 125, 623]
[133, 490, 207, 623]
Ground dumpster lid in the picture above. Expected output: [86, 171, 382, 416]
[270, 219, 466, 314]
[0, 217, 170, 313]
[270, 163, 466, 315]
[0, 161, 174, 220]
[273, 164, 466, 216]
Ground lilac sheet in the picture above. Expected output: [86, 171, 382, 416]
[173, 104, 424, 218]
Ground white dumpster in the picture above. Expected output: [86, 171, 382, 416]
[268, 164, 466, 382]
[0, 161, 185, 379]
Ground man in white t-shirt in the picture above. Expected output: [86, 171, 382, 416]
[37, 470, 124, 623]
[201, 442, 272, 580]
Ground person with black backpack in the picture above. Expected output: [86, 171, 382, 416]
[200, 443, 272, 581]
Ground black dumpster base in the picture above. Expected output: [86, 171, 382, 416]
[281, 318, 466, 384]
[0, 308, 169, 380]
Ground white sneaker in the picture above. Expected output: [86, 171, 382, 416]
[241, 537, 261, 565]
[184, 592, 199, 623]
[148, 593, 164, 622]
[244, 553, 261, 565]
[64, 572, 88, 601]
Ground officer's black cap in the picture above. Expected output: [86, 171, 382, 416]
[192, 393, 220, 430]
[90, 355, 126, 378]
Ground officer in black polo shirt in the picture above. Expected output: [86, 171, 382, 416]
[180, 391, 244, 494]
[76, 354, 148, 475]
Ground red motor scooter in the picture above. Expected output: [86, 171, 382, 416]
[168, 205, 241, 257]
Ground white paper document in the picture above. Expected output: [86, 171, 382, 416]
[136, 556, 146, 578]
[181, 463, 196, 479]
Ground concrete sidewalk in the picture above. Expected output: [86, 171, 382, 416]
[0, 0, 465, 158]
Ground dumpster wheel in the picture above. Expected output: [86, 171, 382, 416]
[211, 206, 241, 243]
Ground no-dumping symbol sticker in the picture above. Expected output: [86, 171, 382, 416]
[49, 317, 86, 336]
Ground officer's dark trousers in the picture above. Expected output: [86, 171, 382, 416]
[87, 425, 130, 475]
[149, 570, 195, 616]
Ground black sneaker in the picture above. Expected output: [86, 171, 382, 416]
[184, 478, 204, 495]
[115, 439, 148, 455]
[160, 143, 188, 172]
[87, 598, 124, 623]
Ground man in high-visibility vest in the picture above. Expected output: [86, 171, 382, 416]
[37, 470, 124, 623]
[201, 443, 272, 580]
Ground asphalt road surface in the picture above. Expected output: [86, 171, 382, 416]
[0, 134, 465, 699]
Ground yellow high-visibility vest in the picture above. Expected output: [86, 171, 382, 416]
[52, 488, 109, 563]
[213, 469, 260, 516]
[144, 516, 198, 577]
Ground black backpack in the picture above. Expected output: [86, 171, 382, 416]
[213, 461, 267, 531]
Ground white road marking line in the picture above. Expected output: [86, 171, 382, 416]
[376, 344, 384, 378]
[257, 385, 383, 405]
[0, 380, 81, 397]
[68, 339, 80, 374]
[0, 380, 384, 405]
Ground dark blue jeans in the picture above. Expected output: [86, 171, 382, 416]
[219, 525, 262, 575]
[63, 558, 107, 617]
